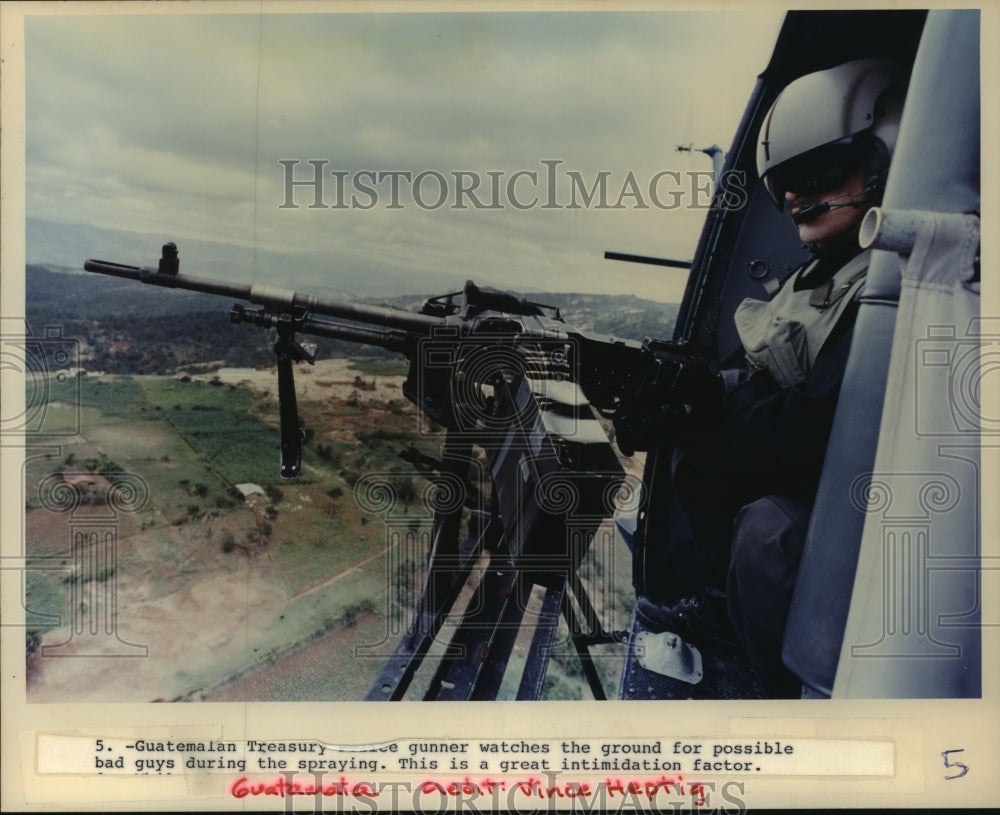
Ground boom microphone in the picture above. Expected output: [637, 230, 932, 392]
[789, 172, 887, 226]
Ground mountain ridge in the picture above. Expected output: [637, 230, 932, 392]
[24, 264, 679, 374]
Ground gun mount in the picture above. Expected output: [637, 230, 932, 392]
[83, 243, 709, 700]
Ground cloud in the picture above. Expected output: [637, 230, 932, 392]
[24, 8, 782, 301]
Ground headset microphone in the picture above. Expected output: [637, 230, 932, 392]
[789, 174, 886, 226]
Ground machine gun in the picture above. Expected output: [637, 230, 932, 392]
[84, 243, 708, 701]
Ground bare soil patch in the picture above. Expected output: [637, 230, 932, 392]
[204, 613, 389, 702]
[28, 563, 288, 702]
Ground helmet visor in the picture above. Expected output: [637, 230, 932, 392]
[763, 140, 867, 205]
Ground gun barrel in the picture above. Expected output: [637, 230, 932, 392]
[83, 257, 443, 334]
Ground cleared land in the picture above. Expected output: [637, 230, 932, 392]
[24, 358, 634, 702]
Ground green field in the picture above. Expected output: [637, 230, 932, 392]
[22, 367, 430, 685]
[138, 378, 288, 485]
[22, 365, 630, 701]
[32, 374, 294, 487]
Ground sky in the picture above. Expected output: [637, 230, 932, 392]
[21, 5, 784, 302]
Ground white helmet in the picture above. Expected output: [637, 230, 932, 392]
[757, 58, 908, 207]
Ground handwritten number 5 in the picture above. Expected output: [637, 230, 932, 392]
[942, 749, 968, 780]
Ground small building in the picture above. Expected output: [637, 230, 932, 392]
[234, 483, 266, 501]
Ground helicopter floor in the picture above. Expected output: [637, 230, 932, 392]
[618, 617, 762, 701]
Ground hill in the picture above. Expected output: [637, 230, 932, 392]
[24, 265, 679, 374]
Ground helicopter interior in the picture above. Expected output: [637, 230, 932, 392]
[620, 9, 931, 700]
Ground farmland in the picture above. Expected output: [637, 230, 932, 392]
[23, 360, 635, 702]
[23, 361, 438, 701]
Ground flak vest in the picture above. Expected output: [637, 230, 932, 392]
[733, 249, 872, 389]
